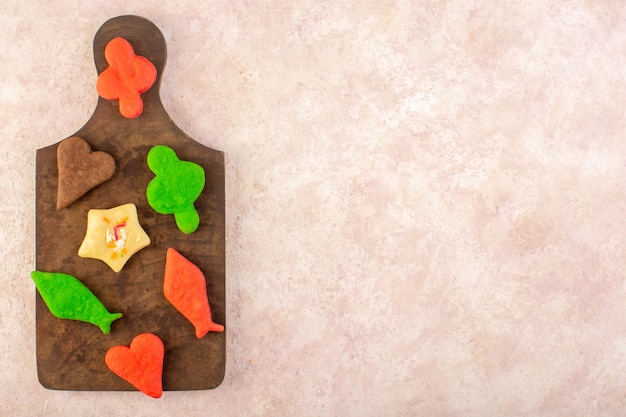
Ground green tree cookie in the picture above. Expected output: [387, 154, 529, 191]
[146, 145, 205, 234]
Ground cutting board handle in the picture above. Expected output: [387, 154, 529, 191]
[88, 15, 168, 123]
[74, 15, 204, 151]
[93, 15, 167, 78]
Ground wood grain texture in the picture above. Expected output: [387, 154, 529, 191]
[35, 15, 225, 391]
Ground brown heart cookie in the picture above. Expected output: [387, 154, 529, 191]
[57, 136, 116, 210]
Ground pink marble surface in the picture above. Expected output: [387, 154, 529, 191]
[2, 0, 626, 415]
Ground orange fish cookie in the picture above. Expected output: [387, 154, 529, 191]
[164, 248, 224, 338]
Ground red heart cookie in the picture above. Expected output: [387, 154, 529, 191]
[56, 136, 116, 210]
[105, 333, 164, 398]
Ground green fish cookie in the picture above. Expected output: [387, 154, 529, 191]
[31, 271, 122, 334]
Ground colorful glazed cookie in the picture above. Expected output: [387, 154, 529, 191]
[96, 37, 157, 118]
[164, 248, 224, 338]
[105, 333, 164, 398]
[31, 271, 122, 334]
[78, 203, 150, 272]
[56, 136, 116, 210]
[146, 145, 205, 234]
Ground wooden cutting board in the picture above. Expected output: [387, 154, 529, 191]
[34, 15, 225, 391]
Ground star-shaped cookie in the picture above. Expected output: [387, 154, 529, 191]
[78, 203, 150, 272]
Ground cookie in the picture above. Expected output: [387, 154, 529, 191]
[105, 333, 164, 398]
[78, 203, 151, 272]
[146, 145, 205, 234]
[164, 248, 224, 338]
[96, 37, 157, 119]
[56, 136, 116, 210]
[31, 270, 122, 334]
